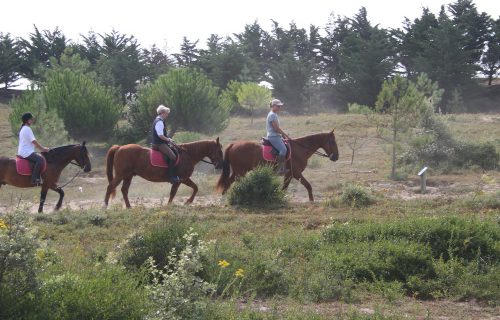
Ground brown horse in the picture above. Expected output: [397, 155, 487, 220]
[0, 143, 92, 212]
[216, 131, 339, 201]
[104, 138, 223, 207]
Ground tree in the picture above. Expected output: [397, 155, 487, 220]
[43, 69, 122, 140]
[374, 75, 428, 179]
[482, 17, 500, 85]
[336, 7, 396, 107]
[142, 44, 175, 81]
[236, 82, 272, 124]
[18, 25, 67, 80]
[174, 37, 199, 67]
[130, 68, 229, 137]
[0, 33, 23, 90]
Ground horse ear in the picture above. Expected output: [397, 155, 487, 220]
[331, 128, 335, 134]
[216, 137, 220, 144]
[82, 141, 86, 147]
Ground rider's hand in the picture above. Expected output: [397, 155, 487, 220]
[42, 147, 50, 153]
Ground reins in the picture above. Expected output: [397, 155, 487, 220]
[171, 143, 218, 166]
[288, 139, 330, 158]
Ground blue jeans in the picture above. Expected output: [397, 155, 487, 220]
[267, 136, 287, 157]
[25, 152, 44, 183]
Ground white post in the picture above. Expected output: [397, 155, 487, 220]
[418, 167, 428, 194]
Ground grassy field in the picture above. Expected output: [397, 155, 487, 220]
[1, 102, 500, 319]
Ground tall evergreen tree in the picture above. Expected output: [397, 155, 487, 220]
[0, 33, 23, 90]
[482, 17, 500, 85]
[174, 37, 199, 67]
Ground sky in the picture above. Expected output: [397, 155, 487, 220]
[1, 0, 500, 52]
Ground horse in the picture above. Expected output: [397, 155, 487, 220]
[216, 131, 339, 201]
[104, 138, 224, 208]
[0, 143, 92, 212]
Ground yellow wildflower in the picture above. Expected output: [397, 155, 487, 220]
[0, 219, 7, 230]
[235, 268, 245, 278]
[218, 259, 230, 268]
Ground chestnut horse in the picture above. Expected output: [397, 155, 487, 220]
[216, 131, 339, 201]
[104, 138, 223, 207]
[0, 143, 92, 212]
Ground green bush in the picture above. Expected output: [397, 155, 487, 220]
[323, 216, 500, 262]
[0, 212, 41, 319]
[146, 229, 213, 320]
[119, 217, 193, 271]
[453, 141, 499, 170]
[35, 267, 149, 320]
[44, 69, 122, 140]
[129, 68, 229, 140]
[341, 184, 375, 208]
[9, 89, 71, 146]
[461, 191, 500, 210]
[347, 103, 373, 115]
[228, 166, 286, 208]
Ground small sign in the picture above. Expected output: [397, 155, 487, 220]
[418, 167, 428, 176]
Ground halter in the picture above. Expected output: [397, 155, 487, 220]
[60, 145, 88, 189]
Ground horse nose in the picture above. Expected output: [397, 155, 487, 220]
[84, 164, 92, 172]
[330, 154, 338, 161]
[215, 162, 223, 170]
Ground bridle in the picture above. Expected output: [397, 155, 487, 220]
[288, 138, 334, 158]
[171, 142, 221, 166]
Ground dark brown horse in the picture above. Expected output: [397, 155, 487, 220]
[0, 143, 92, 212]
[216, 131, 339, 201]
[104, 138, 223, 207]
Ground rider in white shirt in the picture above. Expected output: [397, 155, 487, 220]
[18, 113, 50, 185]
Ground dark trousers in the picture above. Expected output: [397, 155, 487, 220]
[152, 144, 178, 178]
[25, 152, 44, 183]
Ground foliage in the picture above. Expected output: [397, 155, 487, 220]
[172, 131, 202, 143]
[347, 103, 372, 115]
[145, 229, 213, 320]
[373, 75, 428, 179]
[119, 217, 193, 271]
[35, 267, 149, 320]
[129, 68, 229, 138]
[0, 211, 40, 319]
[43, 68, 122, 140]
[9, 88, 71, 146]
[236, 82, 272, 123]
[341, 184, 375, 208]
[228, 165, 286, 208]
[0, 32, 23, 89]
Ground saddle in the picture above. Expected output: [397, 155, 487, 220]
[150, 148, 180, 168]
[261, 138, 291, 162]
[16, 156, 47, 176]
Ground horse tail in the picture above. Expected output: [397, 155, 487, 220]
[106, 145, 120, 199]
[216, 143, 233, 193]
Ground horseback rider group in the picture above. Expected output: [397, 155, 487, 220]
[18, 98, 291, 186]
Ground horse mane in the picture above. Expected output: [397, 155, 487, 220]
[43, 144, 79, 163]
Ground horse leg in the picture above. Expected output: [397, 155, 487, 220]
[168, 182, 181, 204]
[182, 178, 198, 204]
[38, 185, 49, 213]
[104, 176, 124, 207]
[121, 176, 133, 209]
[282, 173, 293, 190]
[222, 173, 236, 195]
[297, 173, 314, 202]
[51, 187, 65, 211]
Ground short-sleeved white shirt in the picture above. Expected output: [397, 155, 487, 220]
[155, 119, 165, 137]
[18, 125, 36, 158]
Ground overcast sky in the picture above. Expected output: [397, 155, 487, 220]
[1, 0, 500, 52]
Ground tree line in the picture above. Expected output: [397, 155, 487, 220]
[1, 0, 500, 114]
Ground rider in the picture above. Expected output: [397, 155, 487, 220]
[266, 99, 291, 175]
[151, 105, 180, 183]
[18, 113, 50, 185]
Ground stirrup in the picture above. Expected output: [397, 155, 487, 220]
[170, 176, 181, 183]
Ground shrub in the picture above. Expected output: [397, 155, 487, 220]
[341, 184, 375, 208]
[119, 217, 193, 271]
[43, 69, 122, 140]
[236, 82, 272, 123]
[0, 211, 40, 319]
[323, 216, 500, 262]
[145, 229, 213, 320]
[9, 89, 71, 146]
[218, 80, 243, 114]
[36, 267, 149, 319]
[129, 68, 229, 139]
[228, 165, 286, 208]
[347, 103, 373, 115]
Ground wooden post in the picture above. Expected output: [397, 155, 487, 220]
[418, 167, 428, 194]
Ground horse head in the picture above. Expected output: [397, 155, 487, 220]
[209, 137, 224, 169]
[325, 130, 339, 162]
[77, 141, 92, 172]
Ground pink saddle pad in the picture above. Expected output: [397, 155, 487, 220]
[262, 142, 291, 162]
[150, 149, 180, 168]
[16, 156, 47, 176]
